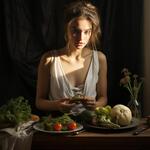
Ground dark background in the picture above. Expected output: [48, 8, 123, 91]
[0, 0, 144, 114]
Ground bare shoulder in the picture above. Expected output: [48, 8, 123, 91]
[96, 50, 107, 74]
[40, 50, 55, 65]
[96, 50, 107, 63]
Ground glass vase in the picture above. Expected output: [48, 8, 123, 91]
[127, 98, 141, 120]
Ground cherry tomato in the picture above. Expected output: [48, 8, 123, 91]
[67, 122, 77, 130]
[53, 123, 62, 131]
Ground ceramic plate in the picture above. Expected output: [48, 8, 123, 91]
[85, 118, 139, 130]
[33, 122, 83, 134]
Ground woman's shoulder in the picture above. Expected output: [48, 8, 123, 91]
[40, 49, 64, 64]
[40, 49, 57, 65]
[94, 50, 107, 68]
[94, 50, 106, 61]
[42, 49, 65, 57]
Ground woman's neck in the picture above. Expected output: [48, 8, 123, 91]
[66, 45, 90, 58]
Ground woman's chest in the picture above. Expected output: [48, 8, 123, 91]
[60, 56, 92, 86]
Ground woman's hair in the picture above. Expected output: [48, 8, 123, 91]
[64, 0, 101, 49]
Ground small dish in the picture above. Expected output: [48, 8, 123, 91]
[33, 122, 83, 134]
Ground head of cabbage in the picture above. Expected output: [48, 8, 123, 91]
[110, 104, 132, 126]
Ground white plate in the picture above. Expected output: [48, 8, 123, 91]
[33, 122, 84, 134]
[85, 118, 139, 130]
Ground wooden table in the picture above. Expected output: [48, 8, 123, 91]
[31, 119, 150, 150]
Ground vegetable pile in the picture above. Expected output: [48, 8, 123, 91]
[0, 96, 32, 126]
[90, 104, 133, 129]
[41, 114, 78, 131]
[92, 105, 120, 129]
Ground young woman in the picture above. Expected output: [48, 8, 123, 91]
[36, 1, 108, 115]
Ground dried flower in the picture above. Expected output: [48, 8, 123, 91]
[120, 68, 144, 101]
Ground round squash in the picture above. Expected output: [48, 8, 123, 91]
[110, 104, 132, 126]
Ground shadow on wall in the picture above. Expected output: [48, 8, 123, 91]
[144, 0, 150, 116]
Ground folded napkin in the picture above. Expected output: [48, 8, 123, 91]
[0, 121, 35, 150]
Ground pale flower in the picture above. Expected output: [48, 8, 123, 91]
[120, 68, 144, 101]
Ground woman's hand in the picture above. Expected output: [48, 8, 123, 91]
[69, 95, 96, 110]
[56, 98, 76, 113]
[82, 96, 96, 110]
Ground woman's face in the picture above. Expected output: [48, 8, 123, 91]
[68, 18, 92, 50]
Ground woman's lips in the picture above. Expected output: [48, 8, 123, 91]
[75, 42, 84, 47]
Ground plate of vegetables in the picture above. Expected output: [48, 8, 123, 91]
[85, 117, 139, 130]
[33, 114, 83, 134]
[84, 104, 139, 131]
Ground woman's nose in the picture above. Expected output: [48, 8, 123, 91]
[78, 32, 84, 40]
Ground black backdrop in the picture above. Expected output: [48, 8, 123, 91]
[0, 0, 143, 114]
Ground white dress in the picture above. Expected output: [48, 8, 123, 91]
[49, 50, 99, 114]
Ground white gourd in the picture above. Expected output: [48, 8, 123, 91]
[110, 104, 132, 126]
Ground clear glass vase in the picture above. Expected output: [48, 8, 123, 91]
[127, 98, 141, 120]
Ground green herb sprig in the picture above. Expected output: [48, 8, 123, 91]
[0, 96, 31, 125]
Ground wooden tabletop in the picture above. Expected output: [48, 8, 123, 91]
[31, 118, 150, 150]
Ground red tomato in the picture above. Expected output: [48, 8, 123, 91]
[67, 122, 77, 130]
[53, 123, 62, 131]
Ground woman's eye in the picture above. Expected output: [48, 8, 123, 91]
[71, 27, 91, 36]
[85, 30, 91, 35]
[71, 28, 80, 34]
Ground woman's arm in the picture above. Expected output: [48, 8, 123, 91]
[96, 51, 108, 107]
[35, 51, 75, 112]
[36, 51, 57, 111]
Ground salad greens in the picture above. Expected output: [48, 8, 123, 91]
[0, 96, 31, 125]
[41, 114, 76, 131]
